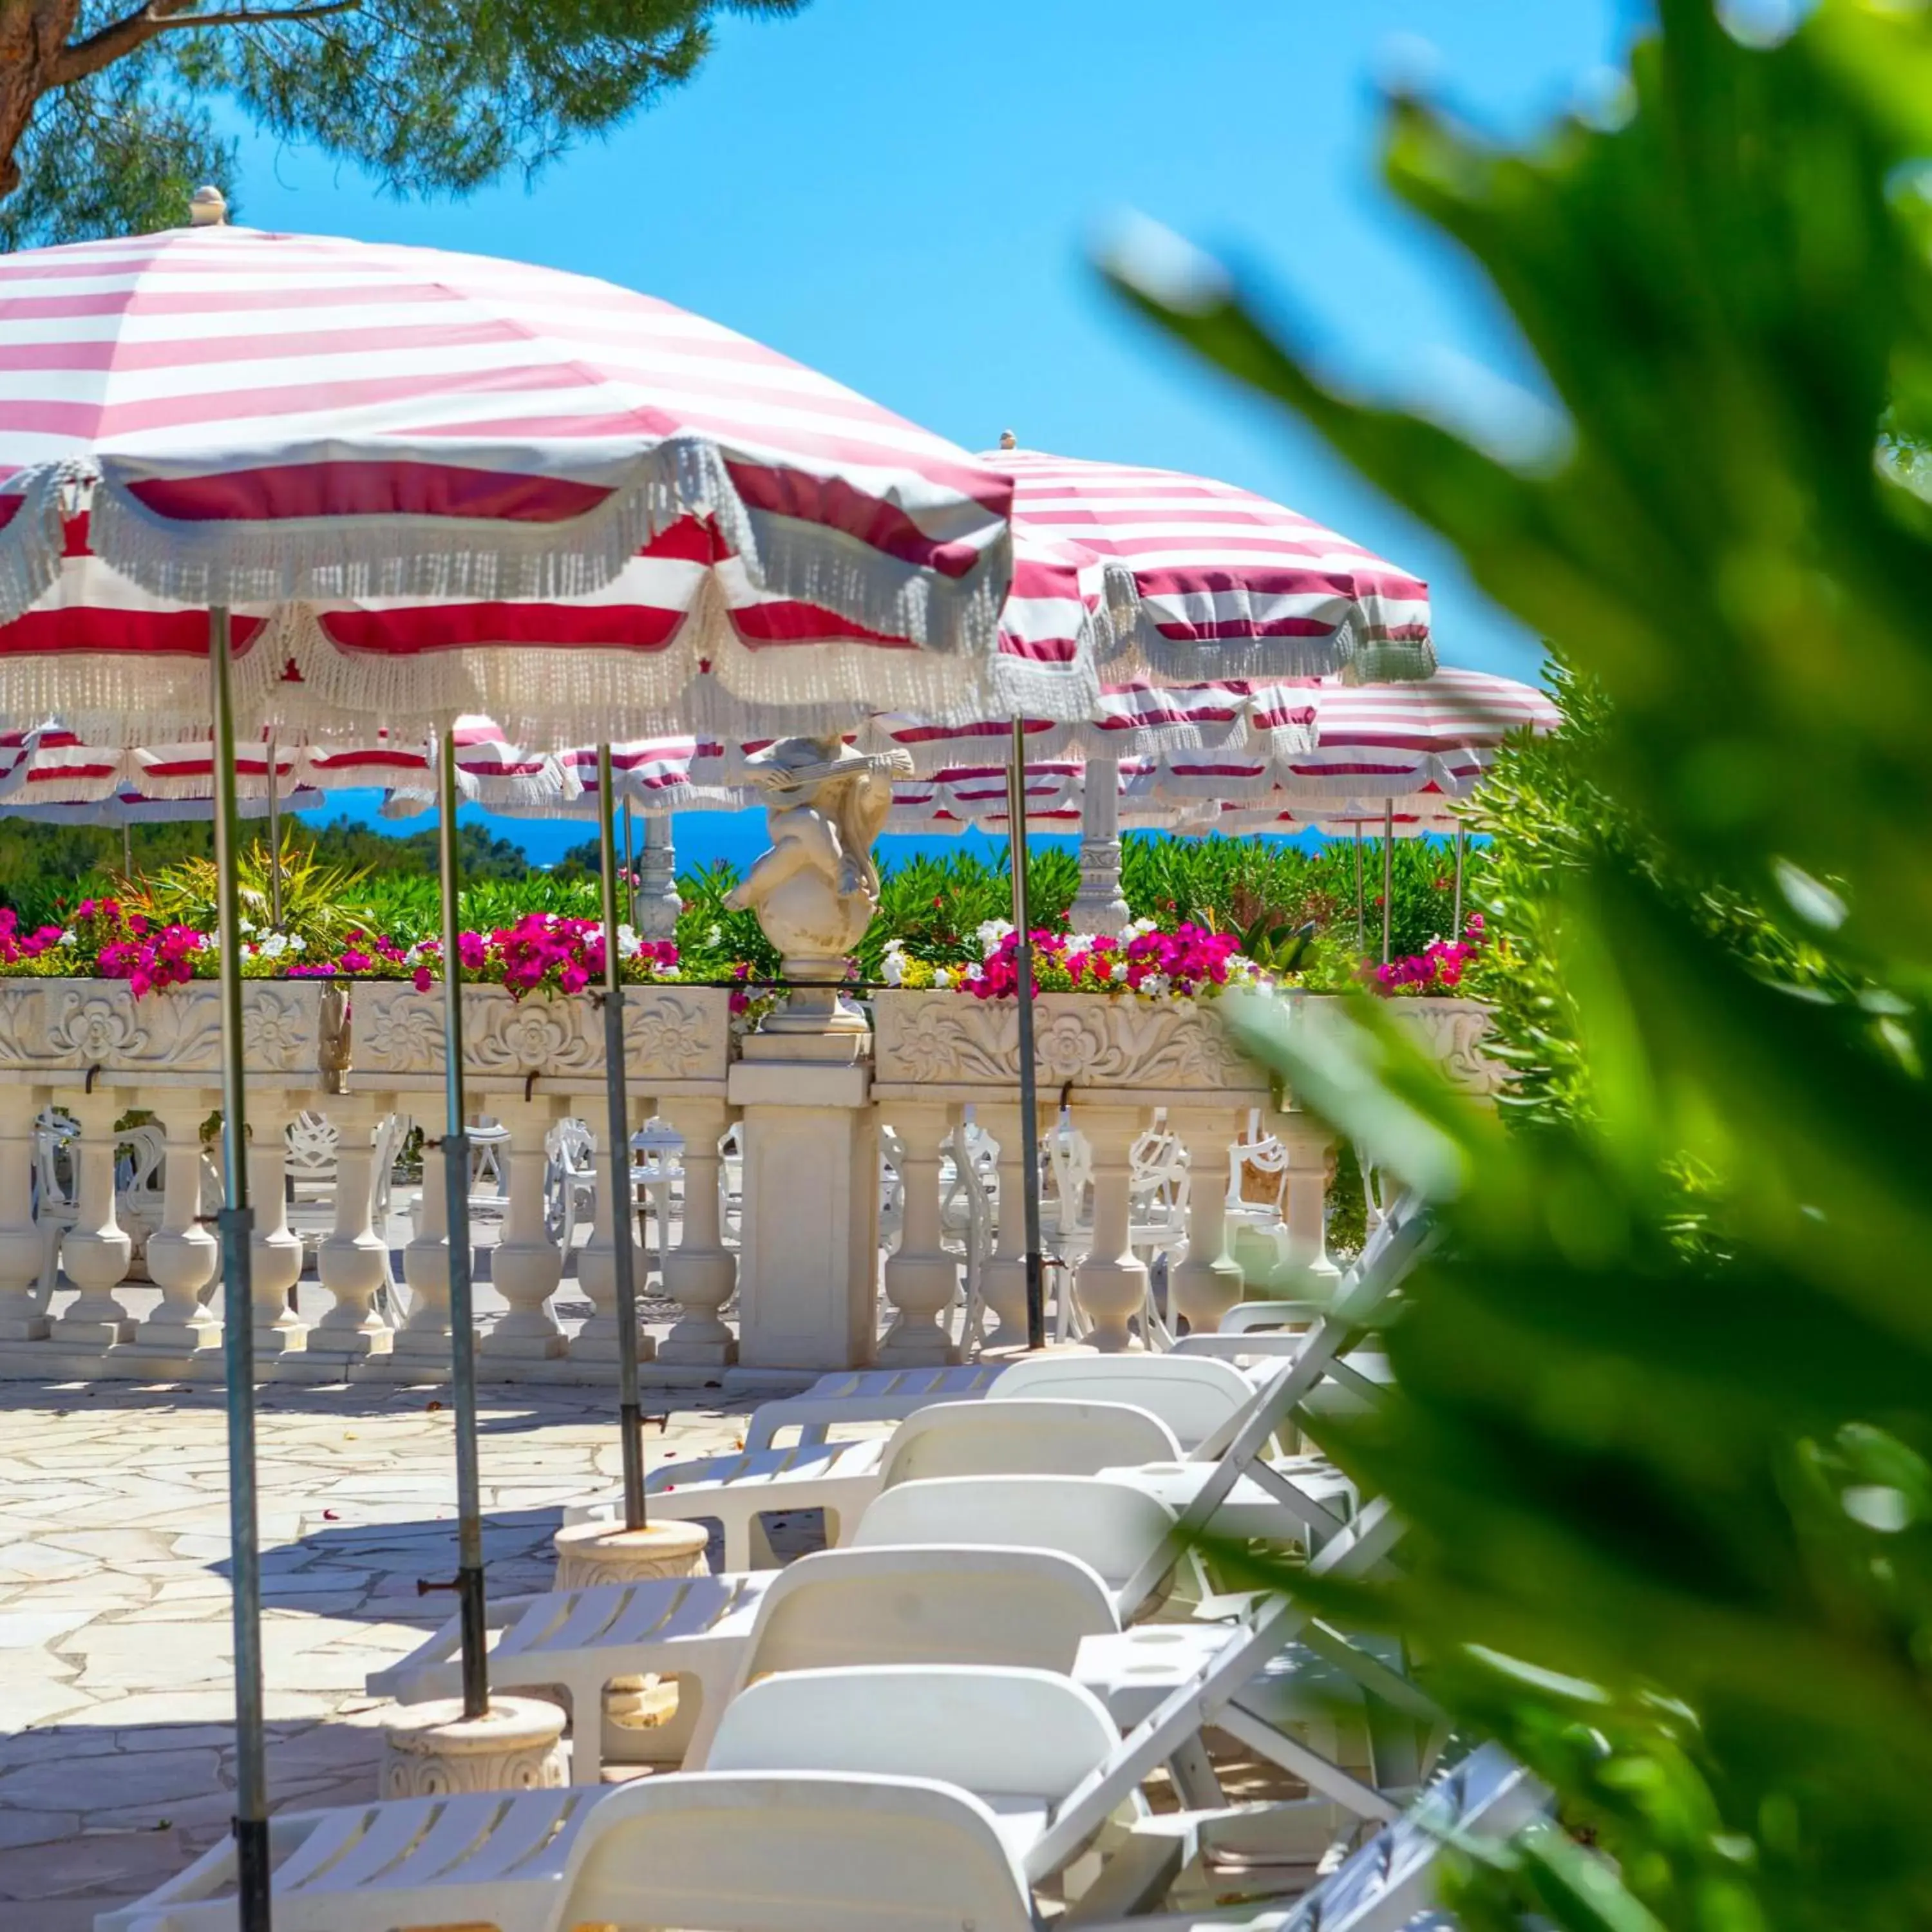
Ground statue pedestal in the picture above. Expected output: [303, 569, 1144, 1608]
[727, 1030, 880, 1371]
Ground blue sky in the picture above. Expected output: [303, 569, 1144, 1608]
[228, 0, 1636, 869]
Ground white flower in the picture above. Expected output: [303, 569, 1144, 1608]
[880, 940, 907, 988]
[705, 924, 724, 949]
[1123, 916, 1158, 938]
[238, 919, 257, 936]
[963, 962, 985, 984]
[1108, 959, 1129, 984]
[58, 929, 75, 947]
[288, 935, 307, 953]
[659, 965, 682, 980]
[616, 923, 643, 960]
[259, 933, 289, 960]
[974, 918, 1014, 956]
[1140, 971, 1171, 998]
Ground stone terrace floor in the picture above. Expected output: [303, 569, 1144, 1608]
[0, 1379, 771, 1929]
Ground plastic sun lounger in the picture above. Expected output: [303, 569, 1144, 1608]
[565, 1352, 1363, 1569]
[372, 1540, 1127, 1782]
[117, 1618, 1526, 1932]
[743, 1361, 1007, 1450]
[376, 1470, 1185, 1776]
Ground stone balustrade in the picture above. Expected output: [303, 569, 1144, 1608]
[0, 978, 1500, 1380]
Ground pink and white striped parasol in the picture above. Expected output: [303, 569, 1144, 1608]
[0, 716, 580, 809]
[0, 222, 1018, 742]
[1249, 667, 1559, 797]
[984, 447, 1435, 685]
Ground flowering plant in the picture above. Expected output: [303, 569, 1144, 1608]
[1365, 913, 1486, 997]
[0, 905, 688, 1002]
[886, 917, 1264, 1001]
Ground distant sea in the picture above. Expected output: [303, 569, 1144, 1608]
[307, 790, 1337, 873]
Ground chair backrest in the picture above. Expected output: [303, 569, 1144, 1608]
[708, 1664, 1119, 1803]
[547, 1768, 1036, 1932]
[731, 1543, 1119, 1690]
[283, 1111, 339, 1200]
[992, 1353, 1254, 1454]
[854, 1475, 1177, 1595]
[878, 1397, 1181, 1491]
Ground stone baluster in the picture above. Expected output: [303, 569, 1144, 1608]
[133, 1092, 222, 1356]
[974, 1101, 1037, 1345]
[1276, 1108, 1341, 1288]
[311, 1094, 393, 1363]
[573, 1104, 654, 1367]
[1070, 750, 1130, 929]
[0, 1085, 49, 1343]
[657, 1097, 737, 1367]
[245, 1101, 307, 1356]
[878, 1101, 960, 1365]
[1069, 1103, 1152, 1352]
[1164, 1105, 1245, 1334]
[48, 1089, 135, 1348]
[393, 1132, 457, 1367]
[484, 1097, 567, 1365]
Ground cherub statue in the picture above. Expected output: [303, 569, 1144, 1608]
[726, 736, 912, 1032]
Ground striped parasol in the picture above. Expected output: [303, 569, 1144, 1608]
[985, 446, 1435, 685]
[0, 220, 1018, 743]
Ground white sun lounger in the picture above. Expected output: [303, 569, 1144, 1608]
[569, 1354, 1361, 1569]
[114, 1607, 1524, 1932]
[373, 1539, 1125, 1781]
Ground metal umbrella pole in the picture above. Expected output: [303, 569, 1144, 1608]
[621, 791, 638, 931]
[122, 820, 133, 881]
[1005, 719, 1046, 1350]
[1381, 800, 1394, 967]
[265, 732, 283, 931]
[209, 607, 270, 1932]
[435, 734, 489, 1718]
[1353, 822, 1365, 954]
[1452, 821, 1466, 934]
[598, 744, 649, 1527]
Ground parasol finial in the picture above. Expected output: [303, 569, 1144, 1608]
[998, 429, 1017, 450]
[189, 185, 228, 227]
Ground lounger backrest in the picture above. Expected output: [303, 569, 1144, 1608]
[547, 1768, 1036, 1932]
[738, 1542, 1120, 1682]
[707, 1664, 1121, 1802]
[992, 1353, 1255, 1452]
[878, 1397, 1181, 1490]
[853, 1475, 1179, 1592]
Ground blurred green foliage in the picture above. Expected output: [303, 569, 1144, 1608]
[1113, 1, 1932, 1926]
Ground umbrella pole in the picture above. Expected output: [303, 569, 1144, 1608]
[1006, 719, 1046, 1351]
[598, 745, 649, 1528]
[266, 733, 282, 931]
[1452, 821, 1466, 934]
[621, 792, 637, 931]
[122, 821, 133, 882]
[1381, 801, 1394, 967]
[209, 607, 270, 1932]
[1353, 822, 1365, 954]
[435, 733, 489, 1719]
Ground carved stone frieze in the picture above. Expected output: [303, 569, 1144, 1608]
[352, 983, 733, 1086]
[871, 989, 1272, 1095]
[0, 981, 322, 1077]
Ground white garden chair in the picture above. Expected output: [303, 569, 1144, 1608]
[630, 1119, 685, 1281]
[543, 1117, 596, 1249]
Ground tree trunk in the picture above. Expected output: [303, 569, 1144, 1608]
[0, 2, 82, 198]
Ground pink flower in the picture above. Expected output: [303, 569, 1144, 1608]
[412, 965, 435, 993]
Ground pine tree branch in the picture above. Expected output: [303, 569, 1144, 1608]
[53, 0, 359, 88]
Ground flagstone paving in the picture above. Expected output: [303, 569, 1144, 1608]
[0, 1379, 773, 1929]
